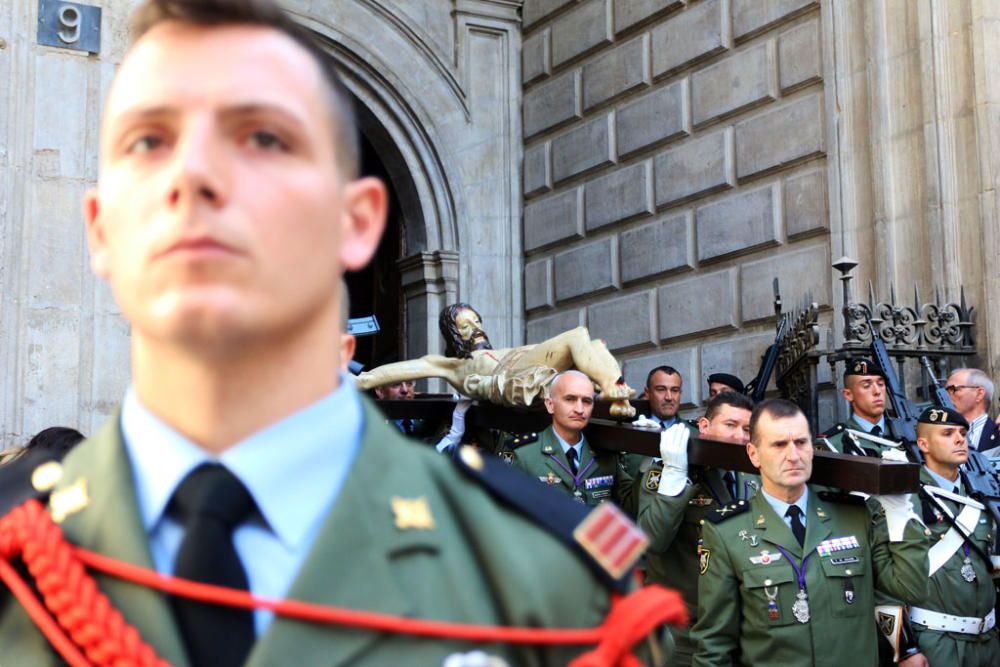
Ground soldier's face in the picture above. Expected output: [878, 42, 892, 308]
[747, 412, 813, 498]
[708, 382, 737, 400]
[85, 23, 385, 351]
[842, 375, 886, 422]
[699, 405, 751, 445]
[545, 374, 595, 437]
[647, 370, 682, 420]
[918, 424, 968, 470]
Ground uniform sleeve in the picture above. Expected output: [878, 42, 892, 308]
[869, 503, 929, 605]
[691, 521, 739, 667]
[636, 464, 695, 553]
[614, 453, 638, 517]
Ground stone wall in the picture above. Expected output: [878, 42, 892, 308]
[521, 0, 833, 412]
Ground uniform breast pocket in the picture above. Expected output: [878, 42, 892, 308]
[819, 555, 868, 617]
[742, 566, 797, 627]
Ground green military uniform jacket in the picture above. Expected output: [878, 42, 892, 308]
[691, 487, 929, 667]
[509, 426, 635, 513]
[905, 468, 999, 665]
[637, 464, 760, 666]
[0, 400, 642, 666]
[820, 414, 899, 456]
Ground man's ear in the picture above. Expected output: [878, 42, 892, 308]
[746, 442, 761, 469]
[697, 416, 710, 435]
[83, 188, 110, 278]
[916, 437, 930, 455]
[340, 176, 387, 272]
[544, 396, 555, 416]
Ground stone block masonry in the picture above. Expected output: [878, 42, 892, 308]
[523, 0, 830, 405]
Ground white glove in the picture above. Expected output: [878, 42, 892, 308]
[436, 399, 472, 454]
[657, 424, 690, 496]
[880, 448, 908, 463]
[871, 493, 923, 542]
[632, 416, 661, 430]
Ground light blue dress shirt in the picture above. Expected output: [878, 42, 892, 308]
[120, 375, 364, 635]
[552, 429, 585, 464]
[925, 466, 963, 495]
[851, 413, 887, 435]
[761, 488, 810, 533]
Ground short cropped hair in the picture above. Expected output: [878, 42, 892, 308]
[129, 0, 359, 178]
[548, 370, 594, 398]
[705, 391, 754, 421]
[749, 398, 804, 443]
[645, 365, 681, 388]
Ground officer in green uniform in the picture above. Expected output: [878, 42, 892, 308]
[691, 399, 930, 667]
[889, 406, 999, 666]
[509, 370, 635, 512]
[626, 366, 699, 485]
[0, 2, 671, 663]
[637, 391, 759, 666]
[820, 358, 904, 456]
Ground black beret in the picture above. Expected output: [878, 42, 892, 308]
[707, 373, 745, 394]
[844, 358, 886, 380]
[918, 406, 969, 429]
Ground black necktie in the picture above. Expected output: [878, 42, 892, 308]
[169, 464, 257, 667]
[786, 505, 806, 547]
[871, 425, 882, 437]
[566, 447, 579, 475]
[723, 471, 738, 500]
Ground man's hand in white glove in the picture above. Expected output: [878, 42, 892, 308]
[871, 493, 923, 542]
[436, 398, 473, 454]
[657, 423, 690, 496]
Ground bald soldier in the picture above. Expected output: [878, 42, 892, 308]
[637, 391, 759, 666]
[0, 1, 670, 664]
[508, 371, 635, 511]
[691, 399, 929, 667]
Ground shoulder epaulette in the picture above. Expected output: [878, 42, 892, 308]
[818, 423, 846, 438]
[505, 432, 539, 449]
[817, 490, 866, 506]
[451, 446, 643, 592]
[0, 449, 65, 518]
[705, 499, 750, 523]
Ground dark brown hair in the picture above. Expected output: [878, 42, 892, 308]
[705, 391, 754, 421]
[129, 0, 359, 177]
[749, 398, 804, 443]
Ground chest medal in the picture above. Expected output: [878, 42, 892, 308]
[961, 557, 977, 582]
[792, 589, 810, 623]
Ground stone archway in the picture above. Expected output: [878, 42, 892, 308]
[290, 2, 525, 367]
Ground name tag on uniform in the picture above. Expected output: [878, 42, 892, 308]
[817, 536, 860, 557]
[585, 475, 614, 490]
[592, 489, 612, 499]
[831, 556, 860, 565]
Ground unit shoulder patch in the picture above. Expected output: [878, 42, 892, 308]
[706, 500, 749, 523]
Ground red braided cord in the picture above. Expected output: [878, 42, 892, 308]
[0, 500, 169, 667]
[0, 498, 688, 666]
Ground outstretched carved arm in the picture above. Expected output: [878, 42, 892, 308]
[355, 355, 464, 391]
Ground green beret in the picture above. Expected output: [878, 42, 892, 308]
[917, 406, 969, 429]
